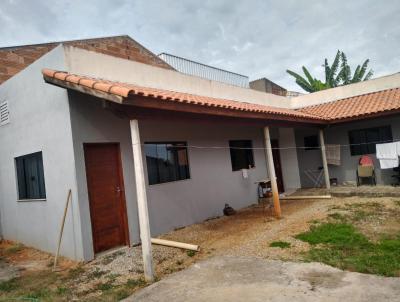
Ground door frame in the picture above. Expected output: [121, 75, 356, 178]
[83, 142, 130, 253]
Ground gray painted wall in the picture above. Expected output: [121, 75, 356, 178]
[0, 46, 84, 260]
[68, 92, 141, 261]
[279, 128, 301, 191]
[68, 92, 278, 259]
[295, 116, 400, 187]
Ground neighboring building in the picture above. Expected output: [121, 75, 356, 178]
[1, 35, 400, 262]
[249, 77, 287, 96]
[158, 53, 249, 88]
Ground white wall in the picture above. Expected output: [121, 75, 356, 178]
[63, 46, 292, 108]
[0, 46, 84, 260]
[291, 73, 400, 109]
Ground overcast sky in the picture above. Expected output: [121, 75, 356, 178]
[1, 0, 399, 91]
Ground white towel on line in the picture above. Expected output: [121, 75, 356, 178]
[376, 142, 398, 159]
[379, 158, 399, 169]
[326, 144, 340, 165]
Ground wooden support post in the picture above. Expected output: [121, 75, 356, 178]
[53, 189, 72, 271]
[319, 128, 331, 190]
[264, 126, 281, 218]
[130, 119, 154, 282]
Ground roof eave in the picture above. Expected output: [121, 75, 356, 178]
[43, 74, 325, 125]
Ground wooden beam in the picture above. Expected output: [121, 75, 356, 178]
[264, 126, 281, 218]
[44, 76, 124, 104]
[108, 103, 322, 128]
[130, 119, 154, 282]
[124, 95, 325, 125]
[280, 195, 332, 200]
[319, 129, 331, 190]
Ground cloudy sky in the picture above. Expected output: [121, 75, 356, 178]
[1, 0, 399, 91]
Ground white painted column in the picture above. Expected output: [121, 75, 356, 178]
[264, 126, 281, 218]
[130, 119, 154, 282]
[319, 129, 331, 190]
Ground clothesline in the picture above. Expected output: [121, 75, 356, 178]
[139, 138, 400, 151]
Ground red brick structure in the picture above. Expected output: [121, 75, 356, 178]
[0, 35, 173, 84]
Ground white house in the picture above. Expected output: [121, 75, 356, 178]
[1, 35, 400, 267]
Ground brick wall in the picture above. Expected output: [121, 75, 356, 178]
[0, 36, 173, 84]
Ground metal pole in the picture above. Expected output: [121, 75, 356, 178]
[319, 129, 331, 190]
[130, 119, 154, 282]
[264, 126, 281, 218]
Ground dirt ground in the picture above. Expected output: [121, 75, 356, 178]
[1, 196, 399, 301]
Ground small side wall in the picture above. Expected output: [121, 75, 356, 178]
[295, 115, 400, 187]
[68, 92, 274, 260]
[0, 46, 84, 260]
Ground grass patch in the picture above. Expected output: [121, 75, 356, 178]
[86, 268, 107, 280]
[269, 241, 291, 249]
[0, 270, 66, 301]
[327, 212, 347, 221]
[296, 222, 400, 276]
[95, 281, 115, 292]
[3, 243, 23, 255]
[68, 265, 85, 278]
[0, 278, 19, 292]
[186, 250, 196, 257]
[126, 278, 146, 288]
[393, 200, 400, 207]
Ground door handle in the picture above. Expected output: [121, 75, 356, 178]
[116, 186, 122, 194]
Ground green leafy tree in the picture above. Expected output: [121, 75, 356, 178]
[287, 51, 373, 93]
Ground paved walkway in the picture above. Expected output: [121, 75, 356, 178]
[125, 256, 400, 302]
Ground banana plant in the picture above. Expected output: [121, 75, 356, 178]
[286, 67, 330, 93]
[287, 51, 374, 93]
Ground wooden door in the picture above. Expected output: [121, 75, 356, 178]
[84, 143, 129, 253]
[271, 140, 285, 193]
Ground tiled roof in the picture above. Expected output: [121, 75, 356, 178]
[0, 36, 172, 85]
[298, 88, 400, 121]
[42, 69, 322, 122]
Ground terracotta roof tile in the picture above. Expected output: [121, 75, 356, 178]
[42, 69, 400, 124]
[42, 69, 321, 121]
[298, 88, 400, 121]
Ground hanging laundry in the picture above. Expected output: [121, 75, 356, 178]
[326, 144, 340, 165]
[376, 142, 400, 169]
[379, 158, 399, 169]
[376, 142, 397, 159]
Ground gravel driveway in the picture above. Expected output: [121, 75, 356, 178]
[124, 256, 400, 302]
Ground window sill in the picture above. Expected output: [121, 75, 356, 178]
[148, 178, 192, 187]
[17, 199, 47, 202]
[232, 166, 256, 172]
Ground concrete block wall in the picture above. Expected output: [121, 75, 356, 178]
[0, 46, 84, 260]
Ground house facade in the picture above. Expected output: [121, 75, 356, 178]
[0, 36, 399, 261]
